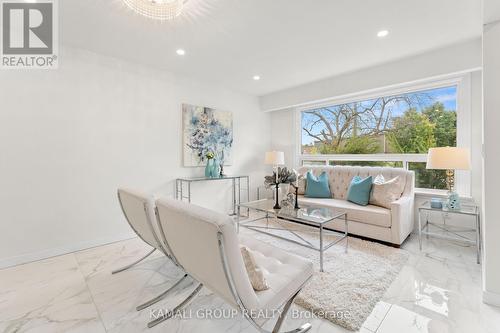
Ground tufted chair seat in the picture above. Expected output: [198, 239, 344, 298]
[239, 234, 313, 323]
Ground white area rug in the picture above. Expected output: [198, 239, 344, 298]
[243, 219, 408, 331]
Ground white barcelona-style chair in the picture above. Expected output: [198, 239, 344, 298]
[114, 188, 189, 311]
[153, 197, 314, 332]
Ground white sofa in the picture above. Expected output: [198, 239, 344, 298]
[297, 166, 415, 246]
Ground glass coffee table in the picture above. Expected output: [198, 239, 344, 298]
[236, 199, 348, 272]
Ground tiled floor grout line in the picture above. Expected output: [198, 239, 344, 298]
[72, 253, 109, 333]
[373, 304, 392, 333]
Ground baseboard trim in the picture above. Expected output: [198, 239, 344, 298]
[0, 232, 136, 270]
[483, 290, 500, 307]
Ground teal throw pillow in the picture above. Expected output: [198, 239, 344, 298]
[347, 176, 373, 206]
[305, 171, 331, 198]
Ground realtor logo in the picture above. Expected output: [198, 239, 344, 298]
[1, 0, 58, 69]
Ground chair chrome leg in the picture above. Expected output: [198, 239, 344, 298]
[279, 323, 312, 333]
[147, 283, 203, 328]
[272, 289, 311, 333]
[136, 274, 188, 311]
[111, 248, 156, 274]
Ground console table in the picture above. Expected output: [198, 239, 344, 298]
[175, 175, 250, 216]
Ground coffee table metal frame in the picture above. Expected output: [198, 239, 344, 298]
[236, 199, 348, 272]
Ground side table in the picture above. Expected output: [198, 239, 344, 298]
[418, 200, 481, 263]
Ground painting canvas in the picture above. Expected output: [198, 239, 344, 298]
[182, 104, 233, 167]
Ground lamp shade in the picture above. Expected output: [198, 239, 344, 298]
[426, 147, 471, 170]
[265, 151, 285, 165]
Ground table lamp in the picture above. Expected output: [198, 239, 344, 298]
[265, 151, 285, 209]
[426, 147, 471, 210]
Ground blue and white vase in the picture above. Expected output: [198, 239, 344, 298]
[447, 191, 461, 210]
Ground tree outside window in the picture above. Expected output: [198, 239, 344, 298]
[301, 86, 457, 189]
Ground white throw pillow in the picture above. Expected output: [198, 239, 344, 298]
[369, 175, 404, 209]
[297, 173, 307, 195]
[240, 246, 269, 291]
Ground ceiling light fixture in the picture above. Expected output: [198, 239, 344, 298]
[176, 49, 186, 55]
[123, 0, 185, 20]
[377, 30, 389, 38]
[253, 75, 261, 81]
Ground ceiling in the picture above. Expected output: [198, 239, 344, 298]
[61, 0, 482, 96]
[485, 0, 500, 23]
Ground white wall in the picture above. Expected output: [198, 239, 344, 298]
[482, 10, 500, 305]
[0, 46, 271, 268]
[260, 38, 482, 111]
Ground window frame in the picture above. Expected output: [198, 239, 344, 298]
[294, 73, 472, 195]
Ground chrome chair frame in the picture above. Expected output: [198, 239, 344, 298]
[217, 232, 312, 333]
[146, 223, 311, 332]
[147, 206, 203, 328]
[113, 190, 189, 312]
[111, 248, 156, 275]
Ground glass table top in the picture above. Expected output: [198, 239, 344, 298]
[176, 175, 248, 182]
[239, 199, 346, 225]
[420, 200, 479, 215]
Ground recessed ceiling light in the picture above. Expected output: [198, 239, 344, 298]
[377, 30, 389, 38]
[176, 49, 185, 56]
[253, 75, 261, 81]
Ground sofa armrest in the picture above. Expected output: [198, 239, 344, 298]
[390, 194, 414, 245]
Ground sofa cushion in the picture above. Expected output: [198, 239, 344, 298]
[297, 177, 306, 195]
[370, 175, 404, 209]
[298, 166, 410, 200]
[347, 176, 373, 206]
[298, 196, 392, 228]
[304, 171, 331, 198]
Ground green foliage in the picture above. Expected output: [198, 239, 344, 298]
[338, 136, 381, 154]
[409, 163, 448, 190]
[384, 102, 456, 190]
[422, 102, 457, 147]
[317, 135, 381, 154]
[332, 160, 403, 167]
[388, 109, 436, 153]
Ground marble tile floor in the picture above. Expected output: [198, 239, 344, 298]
[1, 231, 499, 333]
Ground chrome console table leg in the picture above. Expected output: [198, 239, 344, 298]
[246, 176, 250, 216]
[232, 178, 237, 215]
[236, 204, 241, 233]
[179, 180, 184, 201]
[418, 209, 422, 251]
[476, 214, 481, 264]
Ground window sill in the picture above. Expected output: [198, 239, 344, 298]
[415, 188, 448, 197]
[414, 188, 473, 201]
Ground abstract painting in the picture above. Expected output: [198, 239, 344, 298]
[182, 104, 233, 167]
